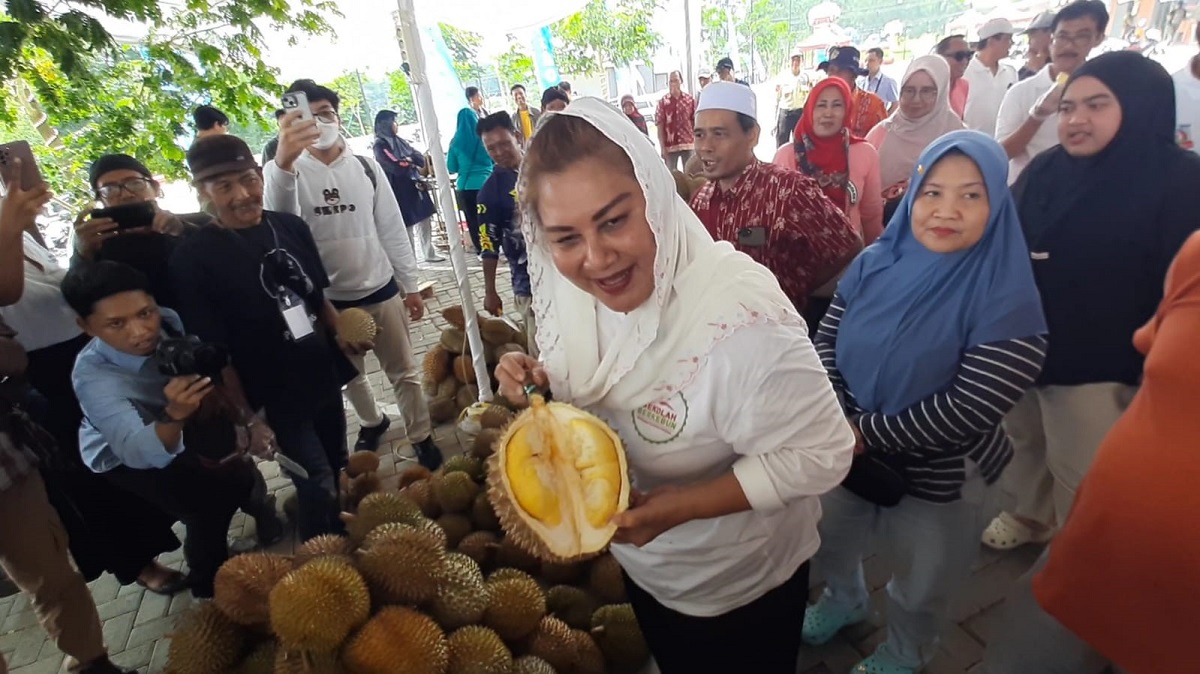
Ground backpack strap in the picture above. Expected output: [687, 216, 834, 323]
[355, 155, 377, 191]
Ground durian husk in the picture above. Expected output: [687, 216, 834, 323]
[267, 557, 370, 654]
[340, 491, 426, 545]
[345, 451, 381, 478]
[511, 655, 557, 674]
[546, 585, 600, 631]
[274, 648, 344, 674]
[341, 606, 448, 674]
[429, 396, 459, 425]
[456, 383, 480, 409]
[400, 479, 442, 518]
[494, 536, 541, 573]
[340, 471, 382, 511]
[423, 344, 453, 383]
[234, 639, 276, 674]
[470, 491, 500, 532]
[479, 317, 517, 347]
[540, 560, 586, 586]
[431, 471, 480, 514]
[213, 552, 294, 626]
[441, 328, 468, 354]
[588, 553, 628, 604]
[479, 405, 514, 431]
[525, 616, 576, 672]
[493, 343, 526, 364]
[487, 396, 630, 563]
[471, 428, 502, 460]
[294, 534, 355, 567]
[568, 629, 607, 674]
[453, 356, 477, 384]
[398, 465, 433, 489]
[446, 625, 513, 674]
[429, 553, 489, 631]
[164, 602, 246, 674]
[356, 523, 449, 605]
[481, 574, 546, 642]
[456, 530, 500, 570]
[436, 513, 474, 548]
[442, 305, 467, 330]
[437, 376, 460, 398]
[444, 454, 485, 482]
[336, 308, 378, 343]
[590, 603, 650, 667]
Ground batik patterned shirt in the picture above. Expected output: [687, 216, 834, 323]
[689, 160, 861, 308]
[850, 88, 888, 137]
[656, 92, 697, 153]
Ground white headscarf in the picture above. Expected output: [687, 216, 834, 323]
[520, 97, 802, 411]
[874, 55, 966, 187]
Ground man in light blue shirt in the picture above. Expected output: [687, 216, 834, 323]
[65, 261, 279, 598]
[859, 47, 900, 115]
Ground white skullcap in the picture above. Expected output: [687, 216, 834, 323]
[696, 81, 757, 121]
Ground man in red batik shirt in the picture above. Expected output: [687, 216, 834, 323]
[690, 81, 862, 312]
[656, 70, 697, 171]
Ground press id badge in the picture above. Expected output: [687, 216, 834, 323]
[278, 287, 314, 341]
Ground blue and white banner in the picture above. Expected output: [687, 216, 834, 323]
[530, 26, 562, 92]
[418, 22, 470, 143]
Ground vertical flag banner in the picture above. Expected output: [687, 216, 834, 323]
[420, 22, 469, 143]
[530, 26, 562, 91]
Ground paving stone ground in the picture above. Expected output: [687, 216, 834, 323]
[2, 246, 1054, 674]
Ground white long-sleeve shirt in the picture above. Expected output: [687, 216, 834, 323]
[592, 311, 855, 616]
[263, 148, 419, 300]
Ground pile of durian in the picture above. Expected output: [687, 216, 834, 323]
[165, 433, 648, 674]
[425, 306, 528, 425]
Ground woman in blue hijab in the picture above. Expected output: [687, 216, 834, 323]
[447, 106, 494, 253]
[804, 130, 1048, 674]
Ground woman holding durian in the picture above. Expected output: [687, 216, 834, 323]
[494, 97, 855, 673]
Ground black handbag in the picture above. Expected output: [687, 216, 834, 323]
[841, 452, 907, 507]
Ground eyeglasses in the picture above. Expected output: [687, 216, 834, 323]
[96, 177, 153, 199]
[900, 87, 939, 101]
[314, 110, 339, 124]
[1053, 30, 1096, 46]
[947, 50, 973, 62]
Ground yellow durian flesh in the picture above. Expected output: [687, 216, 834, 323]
[490, 395, 629, 561]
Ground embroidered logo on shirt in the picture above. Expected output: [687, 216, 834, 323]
[312, 186, 358, 216]
[631, 392, 688, 444]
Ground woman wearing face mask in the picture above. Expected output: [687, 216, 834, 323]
[620, 94, 650, 136]
[805, 131, 1047, 674]
[773, 77, 884, 245]
[373, 110, 444, 263]
[492, 98, 855, 674]
[866, 56, 965, 225]
[447, 107, 495, 254]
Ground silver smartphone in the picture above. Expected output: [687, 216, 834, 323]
[281, 91, 313, 121]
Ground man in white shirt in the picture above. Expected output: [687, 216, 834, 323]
[996, 1, 1108, 184]
[964, 18, 1019, 136]
[775, 50, 811, 147]
[859, 47, 899, 115]
[265, 79, 443, 469]
[1174, 22, 1200, 154]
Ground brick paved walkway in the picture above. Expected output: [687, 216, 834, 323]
[1, 254, 1050, 674]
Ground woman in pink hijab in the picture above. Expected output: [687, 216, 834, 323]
[866, 55, 965, 223]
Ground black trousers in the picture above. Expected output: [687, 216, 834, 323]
[267, 396, 347, 541]
[776, 107, 804, 148]
[624, 561, 811, 674]
[103, 454, 255, 597]
[25, 337, 181, 584]
[456, 189, 482, 253]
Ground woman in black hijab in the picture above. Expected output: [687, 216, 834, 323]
[982, 52, 1200, 598]
[373, 110, 443, 262]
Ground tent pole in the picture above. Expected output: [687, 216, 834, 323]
[395, 0, 494, 401]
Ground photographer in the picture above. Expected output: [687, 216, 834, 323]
[63, 261, 279, 599]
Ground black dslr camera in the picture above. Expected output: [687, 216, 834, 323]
[153, 336, 229, 384]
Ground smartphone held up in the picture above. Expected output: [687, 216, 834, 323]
[0, 141, 46, 193]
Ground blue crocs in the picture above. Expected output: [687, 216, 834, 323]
[802, 594, 868, 646]
[851, 653, 917, 674]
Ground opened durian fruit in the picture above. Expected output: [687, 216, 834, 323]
[488, 394, 630, 562]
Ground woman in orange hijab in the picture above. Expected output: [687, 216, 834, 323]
[773, 76, 883, 244]
[987, 230, 1200, 673]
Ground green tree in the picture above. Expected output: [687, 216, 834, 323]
[701, 5, 730, 68]
[329, 71, 372, 137]
[496, 36, 535, 91]
[385, 69, 419, 125]
[438, 22, 485, 83]
[746, 0, 791, 73]
[551, 0, 662, 96]
[0, 0, 337, 208]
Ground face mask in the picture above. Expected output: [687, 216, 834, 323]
[313, 120, 341, 150]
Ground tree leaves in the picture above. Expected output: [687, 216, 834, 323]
[551, 0, 662, 76]
[438, 22, 485, 82]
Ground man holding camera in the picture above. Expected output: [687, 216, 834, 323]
[65, 261, 276, 598]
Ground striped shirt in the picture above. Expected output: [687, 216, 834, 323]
[814, 295, 1047, 503]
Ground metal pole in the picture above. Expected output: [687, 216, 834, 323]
[395, 0, 493, 400]
[684, 0, 695, 96]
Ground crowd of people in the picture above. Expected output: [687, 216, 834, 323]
[0, 1, 1198, 672]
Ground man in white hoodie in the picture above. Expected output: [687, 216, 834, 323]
[265, 79, 443, 470]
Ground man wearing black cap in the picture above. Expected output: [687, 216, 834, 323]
[715, 57, 750, 86]
[169, 134, 359, 541]
[73, 154, 213, 307]
[817, 46, 887, 136]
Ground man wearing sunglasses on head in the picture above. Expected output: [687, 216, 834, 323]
[72, 155, 214, 308]
[936, 34, 973, 119]
[169, 134, 360, 542]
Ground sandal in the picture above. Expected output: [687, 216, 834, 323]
[852, 653, 916, 674]
[136, 566, 190, 596]
[981, 511, 1054, 550]
[802, 594, 868, 646]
